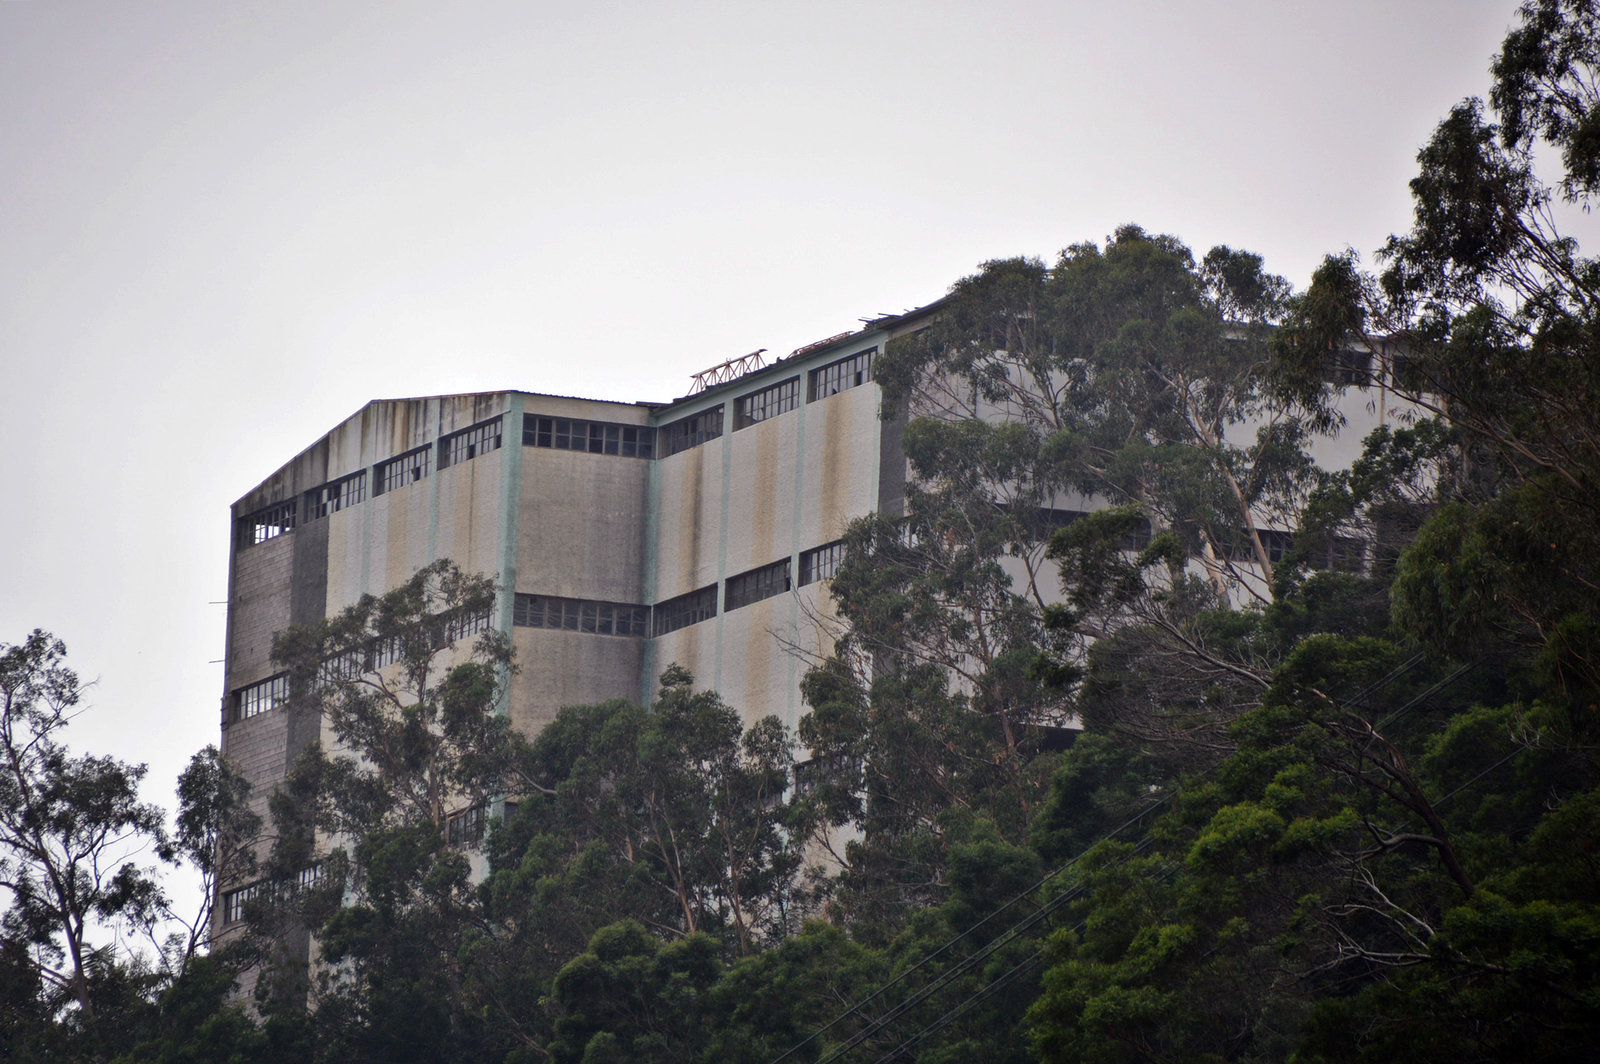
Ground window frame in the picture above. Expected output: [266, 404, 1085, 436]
[807, 348, 877, 401]
[734, 376, 800, 430]
[235, 499, 297, 549]
[658, 407, 725, 457]
[440, 417, 505, 469]
[375, 444, 433, 494]
[652, 585, 718, 636]
[799, 541, 847, 586]
[725, 558, 792, 610]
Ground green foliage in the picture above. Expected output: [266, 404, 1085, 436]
[0, 630, 172, 1028]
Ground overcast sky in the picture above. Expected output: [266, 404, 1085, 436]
[0, 0, 1562, 888]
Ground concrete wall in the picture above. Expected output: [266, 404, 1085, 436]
[507, 394, 653, 734]
[644, 337, 893, 731]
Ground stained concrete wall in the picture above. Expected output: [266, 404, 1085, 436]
[506, 394, 653, 735]
[645, 336, 896, 731]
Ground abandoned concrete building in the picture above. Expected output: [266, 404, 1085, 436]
[216, 305, 942, 934]
[216, 296, 1412, 939]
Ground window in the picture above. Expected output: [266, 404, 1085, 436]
[446, 804, 487, 847]
[440, 605, 494, 644]
[1121, 516, 1153, 553]
[221, 864, 323, 925]
[233, 674, 289, 722]
[1325, 348, 1373, 387]
[375, 445, 432, 494]
[652, 585, 718, 636]
[320, 648, 367, 684]
[1213, 527, 1293, 564]
[370, 633, 407, 671]
[440, 418, 504, 468]
[513, 594, 649, 637]
[793, 753, 860, 797]
[725, 559, 791, 610]
[236, 499, 297, 549]
[799, 541, 847, 585]
[658, 407, 724, 457]
[734, 376, 800, 429]
[221, 881, 266, 925]
[523, 416, 655, 458]
[305, 472, 367, 521]
[809, 348, 876, 400]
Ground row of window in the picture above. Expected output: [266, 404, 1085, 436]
[524, 416, 656, 458]
[235, 416, 505, 550]
[513, 594, 652, 637]
[725, 558, 791, 611]
[230, 543, 853, 722]
[657, 347, 877, 457]
[228, 607, 493, 723]
[237, 350, 878, 550]
[221, 863, 324, 925]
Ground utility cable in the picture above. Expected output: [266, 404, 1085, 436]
[813, 840, 1157, 1064]
[872, 860, 1187, 1064]
[777, 651, 1460, 1064]
[767, 799, 1167, 1064]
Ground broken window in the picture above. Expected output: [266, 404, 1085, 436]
[305, 471, 367, 521]
[221, 881, 266, 925]
[658, 407, 724, 457]
[652, 585, 718, 636]
[808, 348, 877, 401]
[221, 864, 323, 925]
[513, 594, 649, 637]
[235, 499, 297, 549]
[1324, 348, 1374, 387]
[440, 605, 495, 644]
[725, 558, 791, 610]
[440, 418, 505, 468]
[799, 541, 848, 585]
[375, 445, 433, 494]
[523, 416, 655, 458]
[656, 406, 726, 457]
[735, 376, 800, 429]
[233, 673, 290, 721]
[446, 804, 487, 847]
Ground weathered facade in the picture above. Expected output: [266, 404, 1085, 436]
[216, 309, 937, 941]
[217, 298, 1416, 955]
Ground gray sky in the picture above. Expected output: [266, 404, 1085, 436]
[0, 0, 1548, 855]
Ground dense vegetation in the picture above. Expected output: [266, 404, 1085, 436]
[5, 3, 1598, 1059]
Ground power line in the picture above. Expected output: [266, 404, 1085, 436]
[767, 799, 1167, 1064]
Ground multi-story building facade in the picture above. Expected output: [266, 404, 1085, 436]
[217, 290, 1418, 947]
[217, 306, 939, 934]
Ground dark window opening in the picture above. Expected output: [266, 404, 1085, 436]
[799, 541, 848, 586]
[734, 376, 800, 429]
[446, 804, 487, 847]
[305, 472, 367, 521]
[808, 348, 877, 401]
[522, 416, 654, 458]
[375, 445, 433, 494]
[1325, 348, 1373, 387]
[725, 558, 791, 610]
[232, 674, 290, 722]
[236, 499, 297, 549]
[440, 418, 504, 468]
[652, 585, 718, 636]
[513, 593, 649, 637]
[658, 408, 724, 457]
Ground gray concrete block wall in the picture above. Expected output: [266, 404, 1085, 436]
[226, 537, 296, 686]
[518, 447, 652, 603]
